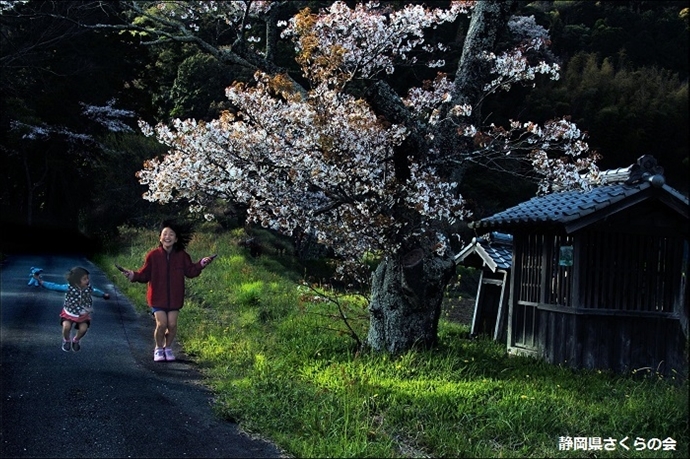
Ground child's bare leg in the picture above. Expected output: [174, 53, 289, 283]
[62, 320, 72, 341]
[74, 322, 88, 341]
[153, 311, 168, 349]
[164, 310, 179, 348]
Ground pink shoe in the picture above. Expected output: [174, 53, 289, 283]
[154, 348, 166, 362]
[164, 348, 175, 361]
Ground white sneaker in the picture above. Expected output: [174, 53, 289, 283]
[154, 348, 166, 362]
[164, 348, 175, 361]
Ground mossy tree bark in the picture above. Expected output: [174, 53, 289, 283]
[367, 251, 455, 353]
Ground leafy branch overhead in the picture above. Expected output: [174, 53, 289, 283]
[123, 1, 600, 282]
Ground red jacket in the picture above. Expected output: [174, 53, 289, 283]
[131, 246, 204, 310]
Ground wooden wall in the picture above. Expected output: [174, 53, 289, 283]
[578, 231, 683, 313]
[507, 228, 688, 377]
[536, 309, 687, 377]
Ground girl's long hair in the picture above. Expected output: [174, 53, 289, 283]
[159, 219, 195, 251]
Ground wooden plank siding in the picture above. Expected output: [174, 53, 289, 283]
[507, 230, 687, 377]
[530, 311, 687, 375]
[577, 231, 680, 313]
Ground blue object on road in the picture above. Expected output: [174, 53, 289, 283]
[27, 267, 43, 286]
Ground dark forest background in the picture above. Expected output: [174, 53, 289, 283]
[1, 1, 688, 254]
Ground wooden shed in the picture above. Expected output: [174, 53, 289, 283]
[470, 155, 689, 376]
[455, 232, 512, 341]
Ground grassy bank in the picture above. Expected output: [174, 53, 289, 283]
[95, 226, 689, 458]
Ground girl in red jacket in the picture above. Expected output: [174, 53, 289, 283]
[121, 220, 214, 362]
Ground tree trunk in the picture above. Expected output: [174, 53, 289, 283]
[367, 250, 455, 353]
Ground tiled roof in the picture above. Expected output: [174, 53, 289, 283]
[455, 232, 512, 271]
[470, 180, 688, 234]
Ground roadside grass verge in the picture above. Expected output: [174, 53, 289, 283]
[95, 227, 689, 458]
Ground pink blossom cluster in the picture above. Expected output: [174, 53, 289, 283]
[281, 1, 473, 86]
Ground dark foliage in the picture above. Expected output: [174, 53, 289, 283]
[1, 0, 687, 251]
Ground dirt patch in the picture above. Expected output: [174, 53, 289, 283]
[441, 294, 475, 326]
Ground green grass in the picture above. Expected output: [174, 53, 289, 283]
[94, 227, 689, 458]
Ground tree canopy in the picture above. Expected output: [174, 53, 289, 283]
[2, 1, 687, 236]
[117, 2, 595, 279]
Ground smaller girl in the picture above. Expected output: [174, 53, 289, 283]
[30, 266, 110, 299]
[59, 266, 95, 352]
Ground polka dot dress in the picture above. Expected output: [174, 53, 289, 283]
[63, 285, 93, 316]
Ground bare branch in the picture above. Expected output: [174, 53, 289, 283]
[302, 283, 363, 349]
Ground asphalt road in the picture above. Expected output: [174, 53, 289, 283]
[1, 254, 285, 458]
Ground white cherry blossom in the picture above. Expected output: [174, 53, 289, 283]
[137, 1, 597, 282]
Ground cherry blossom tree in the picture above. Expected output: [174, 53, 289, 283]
[116, 1, 600, 353]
